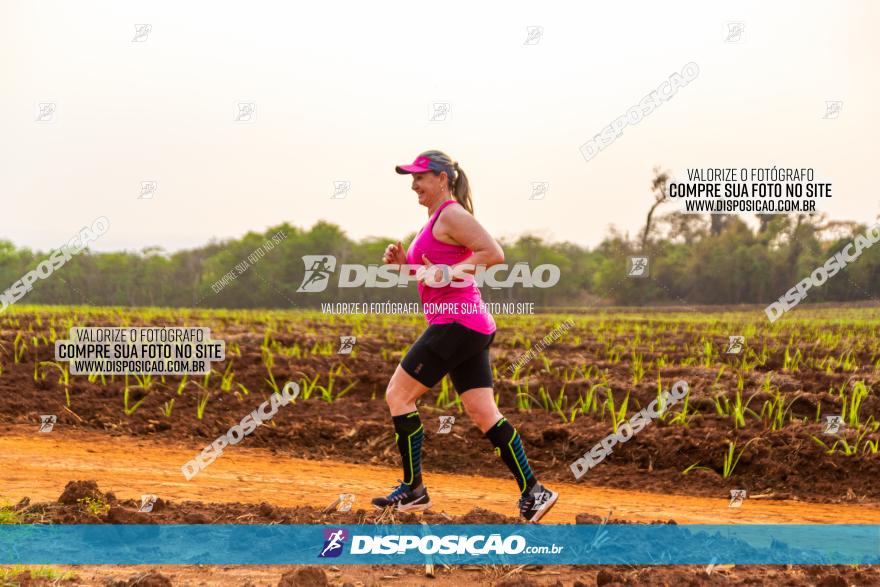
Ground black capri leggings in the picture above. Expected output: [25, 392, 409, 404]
[400, 322, 496, 392]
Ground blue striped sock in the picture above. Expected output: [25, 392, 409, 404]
[485, 417, 536, 495]
[392, 411, 424, 488]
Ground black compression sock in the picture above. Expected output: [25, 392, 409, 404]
[392, 411, 424, 488]
[485, 417, 537, 495]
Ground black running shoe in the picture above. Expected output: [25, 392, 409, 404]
[518, 482, 558, 523]
[371, 481, 432, 512]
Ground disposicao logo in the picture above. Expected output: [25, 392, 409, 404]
[343, 533, 527, 555]
[319, 528, 349, 558]
[316, 529, 565, 558]
[298, 255, 337, 292]
[297, 255, 560, 292]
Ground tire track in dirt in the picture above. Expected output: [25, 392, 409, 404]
[2, 425, 879, 524]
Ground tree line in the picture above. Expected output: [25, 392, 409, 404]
[2, 173, 878, 310]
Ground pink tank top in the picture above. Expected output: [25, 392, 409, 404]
[405, 200, 496, 335]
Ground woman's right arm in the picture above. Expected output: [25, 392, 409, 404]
[383, 240, 406, 265]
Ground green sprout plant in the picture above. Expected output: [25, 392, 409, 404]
[570, 383, 603, 422]
[0, 500, 25, 524]
[759, 390, 796, 431]
[298, 372, 320, 400]
[262, 347, 280, 394]
[315, 367, 356, 403]
[13, 332, 27, 363]
[667, 384, 693, 427]
[39, 361, 71, 407]
[783, 346, 802, 372]
[722, 438, 760, 479]
[132, 373, 153, 392]
[122, 375, 149, 416]
[602, 389, 630, 433]
[682, 438, 760, 479]
[631, 352, 645, 384]
[196, 391, 210, 420]
[78, 496, 110, 517]
[538, 384, 568, 422]
[0, 566, 78, 583]
[843, 381, 869, 427]
[220, 361, 236, 391]
[176, 374, 189, 396]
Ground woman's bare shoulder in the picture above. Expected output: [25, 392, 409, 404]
[439, 201, 473, 221]
[434, 201, 481, 244]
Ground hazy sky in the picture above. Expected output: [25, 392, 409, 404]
[2, 0, 878, 254]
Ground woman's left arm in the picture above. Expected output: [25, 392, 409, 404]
[440, 205, 504, 275]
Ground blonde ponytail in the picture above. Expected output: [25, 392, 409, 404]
[418, 150, 474, 215]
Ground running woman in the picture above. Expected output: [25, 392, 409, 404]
[370, 150, 559, 523]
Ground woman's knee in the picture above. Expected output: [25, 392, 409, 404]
[462, 391, 502, 431]
[474, 408, 503, 431]
[385, 373, 418, 410]
[385, 381, 406, 408]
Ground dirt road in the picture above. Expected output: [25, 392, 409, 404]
[2, 425, 879, 524]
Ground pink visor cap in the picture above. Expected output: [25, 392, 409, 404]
[395, 155, 447, 175]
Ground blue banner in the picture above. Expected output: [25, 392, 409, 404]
[1, 524, 877, 565]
